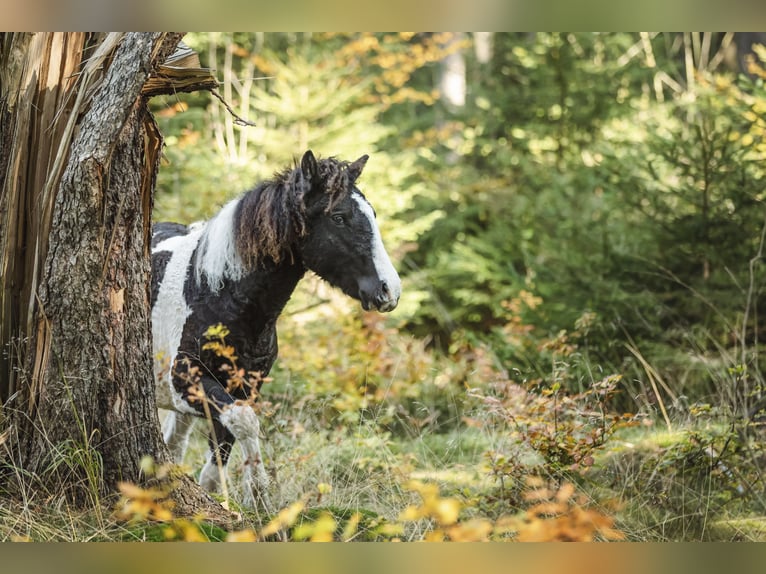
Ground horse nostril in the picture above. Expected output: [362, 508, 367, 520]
[381, 281, 389, 297]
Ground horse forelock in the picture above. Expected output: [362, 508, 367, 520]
[316, 157, 355, 212]
[235, 167, 307, 268]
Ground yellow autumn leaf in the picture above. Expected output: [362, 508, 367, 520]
[226, 529, 258, 542]
[446, 518, 493, 542]
[139, 455, 156, 476]
[259, 500, 305, 538]
[177, 521, 208, 542]
[424, 529, 446, 542]
[153, 507, 174, 522]
[555, 482, 576, 503]
[599, 526, 626, 541]
[527, 501, 567, 517]
[432, 498, 461, 526]
[523, 487, 553, 502]
[516, 518, 549, 542]
[310, 513, 337, 542]
[117, 481, 148, 499]
[405, 479, 438, 499]
[341, 512, 361, 542]
[204, 323, 230, 339]
[399, 505, 423, 522]
[375, 523, 404, 538]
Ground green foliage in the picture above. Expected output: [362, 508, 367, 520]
[394, 33, 766, 416]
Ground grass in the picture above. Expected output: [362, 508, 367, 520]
[3, 301, 766, 541]
[4, 405, 761, 541]
[3, 411, 766, 541]
[586, 421, 766, 541]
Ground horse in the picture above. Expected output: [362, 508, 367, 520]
[150, 150, 401, 507]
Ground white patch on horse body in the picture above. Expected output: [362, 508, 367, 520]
[194, 198, 245, 293]
[152, 227, 204, 415]
[352, 193, 402, 305]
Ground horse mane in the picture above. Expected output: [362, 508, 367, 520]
[195, 157, 357, 291]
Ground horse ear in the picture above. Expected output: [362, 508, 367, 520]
[301, 150, 318, 183]
[346, 154, 369, 183]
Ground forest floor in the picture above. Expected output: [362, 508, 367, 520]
[2, 413, 765, 542]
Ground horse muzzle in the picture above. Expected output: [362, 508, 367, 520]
[360, 278, 400, 313]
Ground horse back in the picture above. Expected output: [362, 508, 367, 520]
[152, 221, 191, 248]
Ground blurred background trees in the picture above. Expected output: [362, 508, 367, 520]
[150, 32, 766, 421]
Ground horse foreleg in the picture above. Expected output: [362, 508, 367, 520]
[218, 403, 271, 510]
[191, 376, 272, 510]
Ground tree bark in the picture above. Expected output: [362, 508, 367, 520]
[1, 32, 89, 406]
[1, 32, 229, 523]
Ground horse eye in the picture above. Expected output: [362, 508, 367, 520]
[331, 213, 345, 225]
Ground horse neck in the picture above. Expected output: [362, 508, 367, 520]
[236, 258, 306, 321]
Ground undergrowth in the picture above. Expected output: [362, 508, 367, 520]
[3, 292, 766, 541]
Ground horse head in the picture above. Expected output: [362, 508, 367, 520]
[299, 150, 401, 313]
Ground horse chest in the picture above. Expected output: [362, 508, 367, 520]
[188, 265, 301, 382]
[202, 317, 279, 377]
[178, 292, 280, 393]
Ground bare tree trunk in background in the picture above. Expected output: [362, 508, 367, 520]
[474, 32, 493, 64]
[0, 32, 228, 521]
[439, 32, 467, 112]
[436, 33, 467, 167]
[208, 33, 260, 164]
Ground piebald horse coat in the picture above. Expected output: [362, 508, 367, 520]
[150, 151, 400, 507]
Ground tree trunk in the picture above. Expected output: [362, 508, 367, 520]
[0, 32, 228, 522]
[473, 32, 493, 64]
[439, 32, 466, 111]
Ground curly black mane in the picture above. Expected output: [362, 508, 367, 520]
[234, 156, 356, 267]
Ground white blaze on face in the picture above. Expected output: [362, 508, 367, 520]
[352, 194, 402, 308]
[152, 227, 204, 415]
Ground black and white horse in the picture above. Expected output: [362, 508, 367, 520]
[150, 151, 400, 507]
